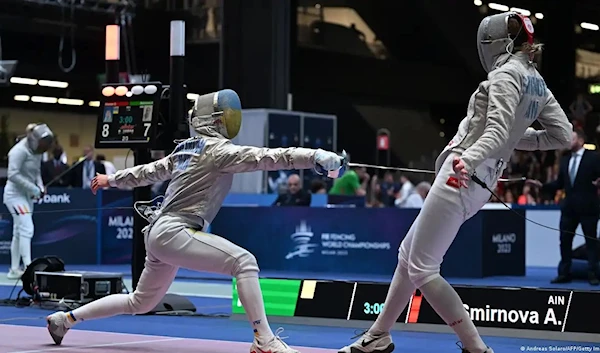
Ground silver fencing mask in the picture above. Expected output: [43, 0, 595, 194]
[477, 12, 535, 72]
[27, 124, 54, 153]
[190, 89, 242, 139]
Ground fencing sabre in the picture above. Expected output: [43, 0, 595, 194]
[349, 161, 599, 243]
[348, 162, 526, 183]
[44, 157, 87, 188]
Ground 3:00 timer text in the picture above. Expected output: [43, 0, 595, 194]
[364, 302, 385, 315]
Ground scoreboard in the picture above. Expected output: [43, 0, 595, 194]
[95, 82, 162, 149]
[232, 278, 598, 335]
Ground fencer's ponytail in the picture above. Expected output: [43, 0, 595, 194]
[25, 123, 38, 133]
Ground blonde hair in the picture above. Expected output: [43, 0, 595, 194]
[25, 123, 38, 133]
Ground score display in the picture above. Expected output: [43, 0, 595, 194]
[95, 82, 162, 149]
[232, 278, 598, 334]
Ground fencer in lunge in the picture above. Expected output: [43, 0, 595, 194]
[339, 12, 572, 353]
[4, 124, 54, 280]
[46, 90, 345, 353]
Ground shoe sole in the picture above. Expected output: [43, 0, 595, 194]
[344, 343, 395, 353]
[47, 318, 65, 345]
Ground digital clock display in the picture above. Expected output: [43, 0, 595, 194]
[363, 302, 385, 315]
[100, 101, 153, 143]
[95, 82, 162, 149]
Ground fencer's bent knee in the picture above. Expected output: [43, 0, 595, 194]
[125, 292, 160, 314]
[232, 250, 259, 278]
[407, 262, 440, 288]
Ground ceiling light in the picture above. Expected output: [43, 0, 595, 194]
[488, 3, 509, 11]
[10, 77, 38, 85]
[31, 96, 58, 104]
[89, 101, 100, 107]
[14, 95, 30, 101]
[473, 0, 482, 6]
[581, 22, 599, 31]
[535, 13, 544, 19]
[58, 98, 84, 106]
[38, 80, 69, 88]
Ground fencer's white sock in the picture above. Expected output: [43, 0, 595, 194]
[18, 237, 32, 268]
[236, 274, 275, 339]
[10, 236, 20, 271]
[419, 276, 487, 353]
[369, 263, 415, 335]
[68, 293, 133, 327]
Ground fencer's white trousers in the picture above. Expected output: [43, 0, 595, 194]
[115, 214, 259, 315]
[399, 152, 502, 287]
[4, 193, 35, 270]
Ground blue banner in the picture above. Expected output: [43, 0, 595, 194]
[0, 188, 98, 265]
[210, 207, 524, 278]
[100, 190, 134, 264]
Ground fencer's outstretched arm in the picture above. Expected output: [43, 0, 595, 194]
[107, 157, 173, 188]
[7, 146, 41, 197]
[212, 142, 319, 173]
[460, 72, 519, 172]
[515, 93, 572, 151]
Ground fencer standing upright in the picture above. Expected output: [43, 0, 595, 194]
[338, 12, 572, 353]
[3, 124, 54, 279]
[46, 90, 346, 353]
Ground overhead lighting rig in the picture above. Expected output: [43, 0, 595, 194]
[16, 0, 136, 15]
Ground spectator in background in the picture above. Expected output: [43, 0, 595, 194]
[569, 93, 593, 129]
[310, 179, 327, 194]
[69, 146, 106, 189]
[504, 189, 515, 204]
[397, 182, 431, 209]
[394, 174, 414, 207]
[517, 184, 536, 205]
[528, 129, 600, 285]
[96, 154, 116, 175]
[272, 174, 311, 206]
[379, 171, 400, 206]
[329, 166, 368, 196]
[41, 146, 70, 187]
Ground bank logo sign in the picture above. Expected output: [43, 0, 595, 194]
[285, 221, 391, 260]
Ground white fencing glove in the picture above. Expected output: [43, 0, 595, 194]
[314, 150, 348, 178]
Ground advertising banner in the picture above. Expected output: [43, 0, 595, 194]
[0, 188, 98, 264]
[99, 190, 134, 264]
[212, 207, 524, 277]
[212, 207, 416, 276]
[481, 209, 526, 276]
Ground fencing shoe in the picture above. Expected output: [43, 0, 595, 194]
[338, 331, 395, 353]
[46, 312, 72, 345]
[7, 268, 23, 280]
[250, 328, 300, 353]
[457, 342, 494, 353]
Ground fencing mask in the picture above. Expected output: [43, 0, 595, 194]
[477, 12, 534, 72]
[190, 89, 242, 139]
[27, 124, 54, 154]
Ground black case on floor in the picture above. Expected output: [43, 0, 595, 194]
[35, 271, 124, 304]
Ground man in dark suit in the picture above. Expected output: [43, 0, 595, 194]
[41, 146, 70, 187]
[70, 145, 106, 189]
[529, 129, 600, 285]
[272, 174, 311, 206]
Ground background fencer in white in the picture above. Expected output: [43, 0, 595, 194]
[339, 12, 572, 353]
[46, 90, 344, 353]
[3, 124, 54, 280]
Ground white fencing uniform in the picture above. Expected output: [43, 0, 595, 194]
[46, 90, 342, 353]
[3, 124, 53, 278]
[339, 12, 572, 353]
